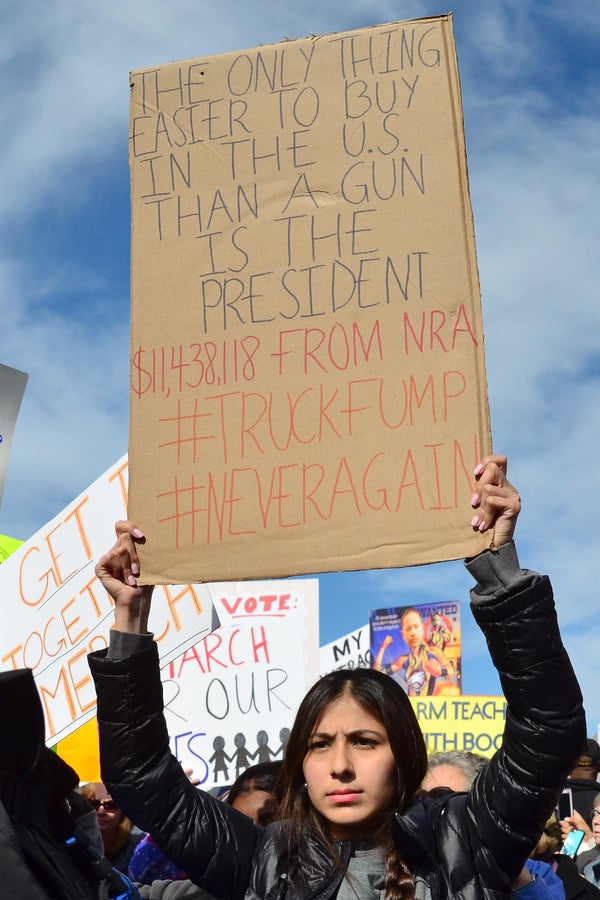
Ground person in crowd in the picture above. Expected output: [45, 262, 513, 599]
[559, 742, 600, 836]
[571, 742, 600, 821]
[423, 750, 566, 899]
[559, 808, 595, 868]
[422, 750, 487, 793]
[558, 741, 600, 872]
[129, 834, 189, 886]
[562, 792, 600, 882]
[580, 794, 600, 886]
[224, 761, 283, 826]
[87, 454, 586, 899]
[0, 668, 139, 899]
[80, 782, 144, 874]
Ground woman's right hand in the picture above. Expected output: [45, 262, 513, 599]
[95, 520, 154, 634]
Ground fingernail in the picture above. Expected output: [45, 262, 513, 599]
[478, 520, 486, 532]
[133, 528, 144, 539]
[127, 575, 138, 587]
[474, 464, 484, 476]
[471, 516, 480, 528]
[471, 493, 480, 507]
[131, 563, 140, 576]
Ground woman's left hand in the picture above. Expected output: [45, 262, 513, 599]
[470, 454, 521, 548]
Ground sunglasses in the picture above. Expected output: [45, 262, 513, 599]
[90, 798, 118, 812]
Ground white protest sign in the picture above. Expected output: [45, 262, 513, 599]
[0, 456, 217, 743]
[160, 580, 319, 784]
[319, 625, 371, 674]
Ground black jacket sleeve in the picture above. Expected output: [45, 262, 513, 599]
[466, 559, 585, 881]
[88, 643, 259, 900]
[396, 550, 585, 895]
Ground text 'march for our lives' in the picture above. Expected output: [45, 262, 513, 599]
[128, 15, 492, 585]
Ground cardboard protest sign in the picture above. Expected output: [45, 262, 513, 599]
[128, 14, 492, 585]
[0, 456, 217, 744]
[370, 600, 461, 696]
[0, 362, 28, 509]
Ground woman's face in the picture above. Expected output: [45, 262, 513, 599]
[87, 782, 122, 843]
[302, 694, 397, 839]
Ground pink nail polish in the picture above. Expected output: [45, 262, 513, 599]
[474, 464, 484, 476]
[478, 520, 486, 532]
[471, 516, 480, 528]
[133, 528, 144, 539]
[131, 563, 140, 576]
[127, 575, 137, 587]
[471, 493, 480, 507]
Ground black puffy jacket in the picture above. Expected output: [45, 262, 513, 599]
[89, 560, 585, 900]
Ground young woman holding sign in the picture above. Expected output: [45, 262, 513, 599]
[88, 454, 585, 900]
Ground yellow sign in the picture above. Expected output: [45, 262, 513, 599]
[0, 533, 23, 562]
[56, 717, 101, 783]
[411, 695, 507, 758]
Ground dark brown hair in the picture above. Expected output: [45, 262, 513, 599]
[225, 760, 284, 825]
[277, 668, 427, 900]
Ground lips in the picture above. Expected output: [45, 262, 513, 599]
[327, 790, 362, 803]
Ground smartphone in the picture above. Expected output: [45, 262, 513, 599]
[561, 828, 585, 858]
[557, 787, 573, 820]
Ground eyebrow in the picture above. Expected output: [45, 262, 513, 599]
[309, 728, 385, 739]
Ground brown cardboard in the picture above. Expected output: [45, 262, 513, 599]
[128, 14, 492, 584]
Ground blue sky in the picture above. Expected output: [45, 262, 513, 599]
[1, 1, 600, 730]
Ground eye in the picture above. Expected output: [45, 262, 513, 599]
[307, 739, 329, 751]
[354, 736, 377, 748]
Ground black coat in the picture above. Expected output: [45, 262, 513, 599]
[0, 669, 103, 899]
[89, 571, 585, 900]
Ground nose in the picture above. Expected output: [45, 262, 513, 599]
[330, 740, 354, 778]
